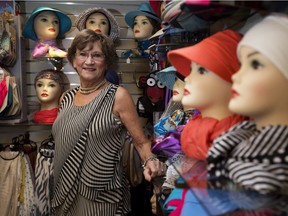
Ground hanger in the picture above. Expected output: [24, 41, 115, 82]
[39, 135, 55, 158]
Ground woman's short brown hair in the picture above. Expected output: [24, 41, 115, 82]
[67, 29, 117, 69]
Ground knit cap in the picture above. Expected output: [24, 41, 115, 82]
[237, 13, 288, 79]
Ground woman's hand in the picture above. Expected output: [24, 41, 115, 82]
[143, 159, 167, 181]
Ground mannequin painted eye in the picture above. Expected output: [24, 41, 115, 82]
[251, 59, 262, 70]
[198, 66, 209, 75]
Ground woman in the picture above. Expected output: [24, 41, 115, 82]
[51, 29, 165, 216]
[22, 6, 71, 58]
[207, 14, 288, 194]
[75, 7, 120, 84]
[33, 69, 64, 124]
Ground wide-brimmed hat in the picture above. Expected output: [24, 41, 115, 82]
[75, 7, 120, 43]
[168, 29, 242, 83]
[22, 7, 72, 41]
[156, 66, 177, 90]
[125, 3, 162, 29]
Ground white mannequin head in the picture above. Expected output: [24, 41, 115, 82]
[133, 15, 154, 41]
[34, 11, 59, 41]
[230, 46, 288, 128]
[229, 14, 288, 128]
[85, 12, 110, 36]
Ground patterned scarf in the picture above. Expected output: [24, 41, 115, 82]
[181, 114, 246, 160]
[207, 121, 288, 194]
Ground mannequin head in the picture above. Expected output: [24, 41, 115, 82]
[230, 14, 288, 128]
[34, 69, 64, 110]
[182, 62, 232, 118]
[125, 3, 161, 41]
[85, 12, 110, 35]
[34, 11, 59, 41]
[22, 7, 72, 41]
[172, 77, 185, 103]
[75, 7, 120, 43]
[133, 15, 155, 40]
[168, 30, 243, 119]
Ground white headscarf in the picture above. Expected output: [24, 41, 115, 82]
[237, 13, 288, 79]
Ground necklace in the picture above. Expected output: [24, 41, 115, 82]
[79, 79, 107, 95]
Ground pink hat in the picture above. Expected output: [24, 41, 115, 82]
[168, 29, 242, 83]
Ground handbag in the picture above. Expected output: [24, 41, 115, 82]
[122, 131, 143, 187]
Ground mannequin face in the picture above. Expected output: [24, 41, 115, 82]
[85, 12, 110, 36]
[35, 78, 62, 105]
[133, 15, 154, 40]
[172, 77, 185, 102]
[230, 46, 288, 125]
[182, 62, 231, 117]
[34, 11, 59, 40]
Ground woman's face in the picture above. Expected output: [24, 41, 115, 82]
[34, 11, 59, 40]
[85, 12, 110, 36]
[35, 78, 62, 104]
[73, 41, 106, 83]
[182, 62, 231, 116]
[133, 15, 154, 40]
[230, 46, 288, 123]
[172, 77, 185, 103]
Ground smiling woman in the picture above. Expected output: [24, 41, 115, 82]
[51, 29, 166, 216]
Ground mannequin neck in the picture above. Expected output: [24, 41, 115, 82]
[40, 101, 59, 111]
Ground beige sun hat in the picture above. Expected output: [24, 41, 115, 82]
[75, 7, 120, 43]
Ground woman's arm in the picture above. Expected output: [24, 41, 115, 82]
[113, 86, 165, 180]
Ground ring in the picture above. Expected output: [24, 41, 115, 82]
[161, 169, 164, 172]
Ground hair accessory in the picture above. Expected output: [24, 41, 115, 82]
[237, 13, 288, 80]
[75, 7, 120, 43]
[79, 79, 107, 95]
[22, 6, 72, 41]
[168, 29, 242, 83]
[125, 3, 162, 29]
[35, 70, 64, 85]
[156, 66, 177, 90]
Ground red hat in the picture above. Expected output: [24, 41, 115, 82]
[149, 0, 162, 17]
[167, 29, 242, 83]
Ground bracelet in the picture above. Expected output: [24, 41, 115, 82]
[142, 155, 159, 168]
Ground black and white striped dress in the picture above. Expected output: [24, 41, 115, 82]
[51, 84, 130, 216]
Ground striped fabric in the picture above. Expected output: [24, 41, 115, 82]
[51, 84, 130, 216]
[207, 121, 288, 194]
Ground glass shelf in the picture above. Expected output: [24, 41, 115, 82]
[171, 156, 288, 216]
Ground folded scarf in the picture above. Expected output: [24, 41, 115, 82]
[181, 114, 246, 160]
[33, 108, 58, 124]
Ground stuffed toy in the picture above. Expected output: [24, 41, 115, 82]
[136, 71, 166, 124]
